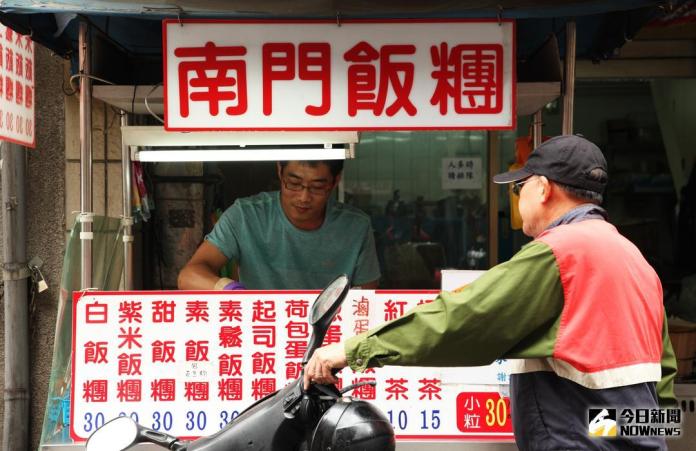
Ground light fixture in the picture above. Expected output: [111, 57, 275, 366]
[134, 147, 349, 162]
[123, 126, 358, 163]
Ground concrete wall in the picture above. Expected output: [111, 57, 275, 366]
[0, 44, 66, 450]
[0, 41, 127, 450]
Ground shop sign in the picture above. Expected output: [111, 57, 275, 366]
[0, 23, 34, 147]
[163, 20, 515, 131]
[71, 290, 513, 441]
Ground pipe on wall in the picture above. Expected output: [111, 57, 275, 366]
[1, 141, 29, 451]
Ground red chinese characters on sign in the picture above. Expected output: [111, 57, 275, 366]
[418, 378, 442, 401]
[186, 340, 209, 361]
[152, 340, 176, 363]
[148, 378, 172, 403]
[175, 42, 248, 117]
[84, 341, 108, 364]
[344, 42, 417, 117]
[253, 325, 276, 347]
[384, 299, 408, 321]
[118, 352, 142, 376]
[284, 340, 307, 359]
[252, 352, 276, 375]
[218, 378, 243, 401]
[151, 379, 176, 402]
[431, 43, 503, 115]
[252, 300, 276, 322]
[251, 378, 276, 400]
[83, 380, 108, 402]
[285, 299, 309, 318]
[152, 300, 175, 323]
[219, 325, 243, 348]
[119, 300, 143, 323]
[85, 302, 108, 323]
[117, 380, 142, 402]
[219, 353, 243, 376]
[186, 300, 209, 322]
[262, 43, 331, 116]
[185, 381, 210, 401]
[0, 24, 34, 146]
[385, 377, 409, 400]
[220, 300, 242, 322]
[118, 326, 142, 349]
[285, 361, 303, 380]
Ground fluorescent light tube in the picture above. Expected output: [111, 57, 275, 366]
[134, 148, 346, 162]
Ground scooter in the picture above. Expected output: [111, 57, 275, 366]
[85, 274, 395, 451]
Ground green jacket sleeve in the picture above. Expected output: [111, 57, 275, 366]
[657, 312, 677, 406]
[345, 241, 564, 371]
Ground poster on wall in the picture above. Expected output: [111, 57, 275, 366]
[163, 19, 516, 131]
[0, 23, 34, 148]
[71, 290, 514, 442]
[442, 157, 483, 190]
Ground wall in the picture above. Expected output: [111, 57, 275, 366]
[0, 42, 128, 449]
[0, 45, 66, 450]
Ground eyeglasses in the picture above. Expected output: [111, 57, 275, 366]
[511, 177, 534, 196]
[283, 178, 332, 196]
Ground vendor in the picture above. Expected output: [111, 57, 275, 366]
[178, 160, 380, 290]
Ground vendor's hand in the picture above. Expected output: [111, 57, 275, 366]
[303, 343, 348, 390]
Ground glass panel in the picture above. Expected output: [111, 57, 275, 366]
[344, 131, 489, 289]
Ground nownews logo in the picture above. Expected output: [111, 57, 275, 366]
[588, 408, 681, 438]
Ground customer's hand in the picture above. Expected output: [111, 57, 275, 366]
[303, 343, 348, 390]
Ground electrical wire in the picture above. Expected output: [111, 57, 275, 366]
[144, 83, 165, 124]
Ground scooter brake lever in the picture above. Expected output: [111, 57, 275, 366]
[339, 380, 376, 395]
[312, 383, 339, 399]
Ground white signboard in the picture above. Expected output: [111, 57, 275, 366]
[0, 23, 34, 147]
[442, 157, 483, 190]
[71, 290, 513, 441]
[163, 20, 516, 131]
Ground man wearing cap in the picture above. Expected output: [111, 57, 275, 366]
[304, 135, 677, 450]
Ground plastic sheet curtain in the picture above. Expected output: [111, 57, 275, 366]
[40, 216, 124, 445]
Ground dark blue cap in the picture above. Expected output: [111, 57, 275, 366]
[493, 134, 608, 194]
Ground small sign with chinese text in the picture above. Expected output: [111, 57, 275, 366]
[163, 20, 515, 131]
[71, 290, 513, 442]
[442, 157, 482, 190]
[0, 23, 34, 147]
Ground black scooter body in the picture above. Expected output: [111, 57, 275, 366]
[187, 380, 308, 451]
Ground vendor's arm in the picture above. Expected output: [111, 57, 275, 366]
[177, 241, 230, 290]
[346, 240, 565, 371]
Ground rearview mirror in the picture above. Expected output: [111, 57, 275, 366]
[303, 274, 350, 363]
[85, 416, 138, 451]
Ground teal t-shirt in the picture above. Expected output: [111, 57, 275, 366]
[205, 191, 381, 289]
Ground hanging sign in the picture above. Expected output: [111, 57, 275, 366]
[71, 290, 513, 442]
[0, 23, 34, 147]
[163, 20, 516, 131]
[442, 157, 483, 190]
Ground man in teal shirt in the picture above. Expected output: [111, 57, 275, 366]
[178, 160, 380, 290]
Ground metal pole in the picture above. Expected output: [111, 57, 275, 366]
[487, 131, 499, 267]
[2, 141, 29, 451]
[121, 113, 134, 289]
[79, 21, 93, 289]
[532, 109, 543, 149]
[562, 20, 577, 135]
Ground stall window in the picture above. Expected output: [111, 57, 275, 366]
[343, 131, 489, 288]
